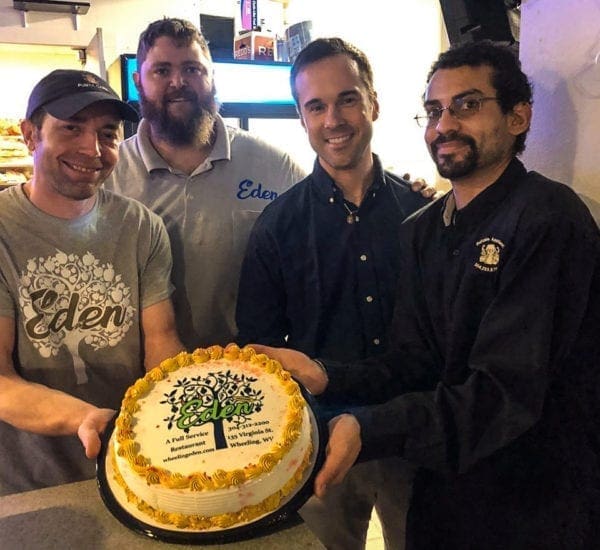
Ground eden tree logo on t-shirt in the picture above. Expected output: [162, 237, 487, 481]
[18, 250, 135, 384]
[161, 371, 264, 450]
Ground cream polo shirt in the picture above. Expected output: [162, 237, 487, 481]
[105, 115, 306, 349]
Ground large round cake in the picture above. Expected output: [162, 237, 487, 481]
[109, 344, 314, 530]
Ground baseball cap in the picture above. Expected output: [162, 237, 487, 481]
[26, 69, 139, 122]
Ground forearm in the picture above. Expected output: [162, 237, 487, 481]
[0, 371, 99, 436]
[144, 330, 185, 371]
[142, 299, 185, 372]
[320, 347, 439, 406]
[320, 346, 543, 474]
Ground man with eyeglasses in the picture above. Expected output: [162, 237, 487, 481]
[255, 40, 600, 548]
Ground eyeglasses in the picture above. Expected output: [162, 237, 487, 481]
[414, 96, 500, 127]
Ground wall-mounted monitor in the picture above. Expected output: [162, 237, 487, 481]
[117, 54, 297, 120]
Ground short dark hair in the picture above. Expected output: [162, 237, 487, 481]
[28, 107, 47, 129]
[136, 17, 211, 71]
[290, 37, 375, 108]
[427, 40, 532, 154]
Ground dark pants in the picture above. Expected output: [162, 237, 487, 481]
[300, 457, 415, 550]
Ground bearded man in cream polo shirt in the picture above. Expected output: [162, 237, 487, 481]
[105, 18, 306, 350]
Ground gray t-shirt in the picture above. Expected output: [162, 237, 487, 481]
[105, 115, 307, 349]
[0, 185, 173, 495]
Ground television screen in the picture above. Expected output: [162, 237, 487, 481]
[122, 55, 138, 102]
[119, 55, 297, 119]
[213, 60, 294, 104]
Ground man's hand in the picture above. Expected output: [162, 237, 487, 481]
[251, 344, 328, 395]
[77, 408, 116, 459]
[314, 414, 362, 498]
[403, 173, 441, 200]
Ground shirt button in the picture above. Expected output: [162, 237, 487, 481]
[373, 338, 380, 345]
[366, 295, 373, 303]
[360, 254, 367, 261]
[452, 249, 460, 256]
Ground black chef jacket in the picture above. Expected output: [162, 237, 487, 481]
[321, 158, 600, 548]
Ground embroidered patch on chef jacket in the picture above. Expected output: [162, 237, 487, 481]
[474, 237, 504, 272]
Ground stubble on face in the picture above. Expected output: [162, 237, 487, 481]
[139, 83, 218, 146]
[24, 106, 121, 215]
[424, 66, 522, 186]
[430, 131, 479, 179]
[297, 55, 376, 178]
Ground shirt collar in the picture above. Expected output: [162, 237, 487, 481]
[442, 157, 527, 227]
[442, 192, 457, 227]
[206, 114, 230, 163]
[134, 114, 230, 173]
[310, 153, 388, 206]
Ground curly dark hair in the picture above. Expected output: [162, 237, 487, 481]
[427, 40, 533, 154]
[290, 37, 376, 108]
[136, 18, 211, 71]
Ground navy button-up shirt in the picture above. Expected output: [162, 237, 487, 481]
[236, 154, 428, 362]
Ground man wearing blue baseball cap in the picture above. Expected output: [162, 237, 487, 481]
[0, 69, 184, 495]
[25, 69, 140, 122]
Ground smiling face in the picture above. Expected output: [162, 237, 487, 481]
[22, 102, 121, 205]
[424, 65, 529, 185]
[135, 35, 217, 146]
[296, 53, 379, 179]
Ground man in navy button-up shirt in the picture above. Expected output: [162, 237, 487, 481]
[236, 38, 430, 550]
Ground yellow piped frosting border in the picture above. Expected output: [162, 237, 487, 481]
[111, 343, 314, 529]
[110, 441, 313, 530]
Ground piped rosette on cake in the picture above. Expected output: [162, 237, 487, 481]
[110, 344, 314, 530]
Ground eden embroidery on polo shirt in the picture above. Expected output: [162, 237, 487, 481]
[236, 179, 279, 201]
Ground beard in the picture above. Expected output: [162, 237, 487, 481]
[139, 86, 218, 146]
[430, 132, 479, 179]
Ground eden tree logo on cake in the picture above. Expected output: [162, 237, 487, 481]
[161, 371, 264, 450]
[18, 250, 135, 385]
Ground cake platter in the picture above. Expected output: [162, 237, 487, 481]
[96, 388, 327, 545]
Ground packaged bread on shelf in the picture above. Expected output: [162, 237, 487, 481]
[0, 118, 29, 160]
[0, 168, 30, 185]
[0, 118, 21, 137]
[0, 137, 30, 160]
[0, 118, 32, 186]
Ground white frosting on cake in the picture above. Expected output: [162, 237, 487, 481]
[111, 345, 313, 529]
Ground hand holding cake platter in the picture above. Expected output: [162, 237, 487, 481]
[96, 344, 325, 544]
